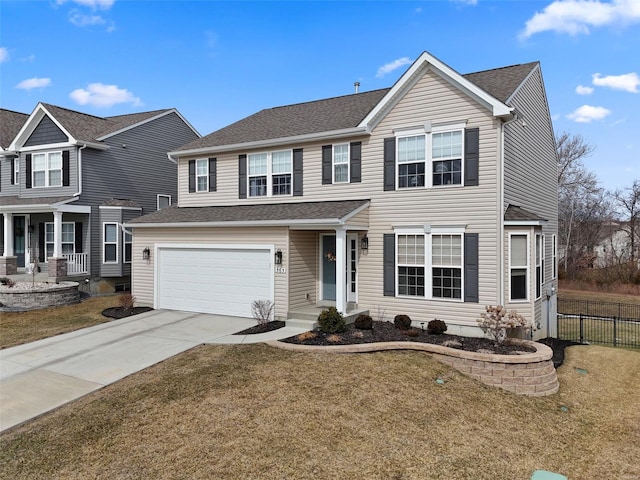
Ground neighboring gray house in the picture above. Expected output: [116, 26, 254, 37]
[0, 103, 199, 292]
[129, 51, 558, 340]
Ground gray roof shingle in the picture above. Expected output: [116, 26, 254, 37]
[0, 195, 77, 207]
[129, 199, 369, 225]
[0, 109, 29, 149]
[176, 61, 539, 152]
[504, 204, 547, 222]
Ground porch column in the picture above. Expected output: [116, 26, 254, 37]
[53, 211, 63, 258]
[2, 213, 13, 256]
[335, 227, 347, 314]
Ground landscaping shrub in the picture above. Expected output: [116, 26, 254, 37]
[118, 294, 136, 311]
[427, 319, 447, 335]
[403, 328, 420, 337]
[0, 277, 16, 288]
[394, 314, 412, 330]
[477, 305, 530, 346]
[354, 313, 373, 330]
[318, 307, 346, 333]
[251, 299, 275, 325]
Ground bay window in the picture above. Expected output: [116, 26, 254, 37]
[510, 234, 529, 301]
[103, 223, 118, 263]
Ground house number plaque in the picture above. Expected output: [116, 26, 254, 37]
[275, 267, 286, 274]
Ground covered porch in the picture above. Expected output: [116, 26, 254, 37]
[0, 196, 90, 280]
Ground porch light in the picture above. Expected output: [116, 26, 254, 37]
[142, 247, 151, 261]
[360, 235, 369, 251]
[28, 224, 35, 233]
[274, 249, 283, 265]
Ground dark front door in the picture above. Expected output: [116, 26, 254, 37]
[14, 216, 26, 267]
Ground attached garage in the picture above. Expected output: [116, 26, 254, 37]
[155, 245, 274, 317]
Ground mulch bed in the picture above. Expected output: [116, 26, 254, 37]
[537, 337, 583, 368]
[102, 307, 154, 319]
[282, 321, 536, 355]
[234, 321, 286, 335]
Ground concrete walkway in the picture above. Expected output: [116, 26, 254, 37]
[0, 309, 308, 433]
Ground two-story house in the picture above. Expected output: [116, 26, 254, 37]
[0, 103, 199, 292]
[128, 51, 558, 340]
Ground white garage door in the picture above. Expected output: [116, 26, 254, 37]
[156, 247, 273, 317]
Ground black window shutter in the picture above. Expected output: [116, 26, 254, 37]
[25, 154, 32, 189]
[383, 233, 396, 296]
[293, 148, 303, 196]
[62, 150, 70, 186]
[464, 127, 479, 187]
[321, 145, 332, 184]
[10, 158, 15, 185]
[38, 223, 45, 261]
[75, 222, 83, 253]
[238, 154, 247, 199]
[383, 138, 396, 191]
[188, 160, 195, 192]
[350, 142, 361, 183]
[464, 233, 479, 302]
[208, 158, 217, 192]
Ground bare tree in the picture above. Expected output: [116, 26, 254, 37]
[611, 180, 640, 273]
[556, 131, 610, 278]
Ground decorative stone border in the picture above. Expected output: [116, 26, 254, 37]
[267, 338, 559, 397]
[0, 282, 80, 310]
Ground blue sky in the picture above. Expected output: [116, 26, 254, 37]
[1, 0, 638, 192]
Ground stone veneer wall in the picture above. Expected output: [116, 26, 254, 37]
[269, 339, 559, 397]
[0, 282, 80, 310]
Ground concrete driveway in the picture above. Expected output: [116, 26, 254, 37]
[0, 309, 307, 432]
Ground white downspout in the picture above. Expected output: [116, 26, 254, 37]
[74, 143, 87, 197]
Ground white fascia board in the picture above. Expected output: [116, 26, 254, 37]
[504, 220, 547, 226]
[358, 51, 513, 130]
[339, 201, 370, 223]
[99, 205, 143, 211]
[168, 126, 368, 158]
[126, 218, 351, 229]
[57, 204, 91, 214]
[10, 104, 77, 150]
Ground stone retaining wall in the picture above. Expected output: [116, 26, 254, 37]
[268, 339, 559, 397]
[0, 282, 80, 310]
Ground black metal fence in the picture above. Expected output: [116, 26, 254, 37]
[557, 299, 640, 348]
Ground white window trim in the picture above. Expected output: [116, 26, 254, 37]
[103, 222, 119, 264]
[552, 234, 557, 279]
[332, 143, 350, 184]
[395, 122, 466, 191]
[157, 194, 172, 210]
[32, 151, 63, 188]
[44, 222, 75, 261]
[195, 158, 209, 193]
[509, 232, 530, 303]
[247, 149, 293, 198]
[535, 233, 543, 300]
[394, 226, 464, 302]
[123, 230, 132, 264]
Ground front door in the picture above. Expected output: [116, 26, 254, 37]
[321, 235, 336, 301]
[13, 216, 26, 268]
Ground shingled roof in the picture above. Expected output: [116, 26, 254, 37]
[40, 103, 172, 143]
[176, 60, 538, 152]
[0, 109, 29, 149]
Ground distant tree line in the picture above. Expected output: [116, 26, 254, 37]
[557, 131, 639, 282]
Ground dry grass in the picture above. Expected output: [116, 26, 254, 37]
[0, 295, 122, 349]
[559, 280, 640, 301]
[1, 344, 639, 479]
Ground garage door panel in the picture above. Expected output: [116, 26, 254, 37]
[157, 248, 273, 317]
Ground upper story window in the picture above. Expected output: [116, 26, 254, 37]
[157, 194, 171, 210]
[333, 144, 349, 183]
[248, 150, 291, 197]
[13, 159, 19, 185]
[196, 159, 209, 192]
[396, 124, 465, 189]
[33, 151, 62, 188]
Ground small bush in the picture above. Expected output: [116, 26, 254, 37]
[296, 331, 317, 341]
[354, 314, 373, 330]
[427, 319, 447, 335]
[0, 277, 16, 288]
[118, 294, 136, 311]
[251, 299, 275, 325]
[477, 305, 530, 346]
[394, 314, 412, 330]
[318, 307, 346, 333]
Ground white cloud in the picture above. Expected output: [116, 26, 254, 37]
[69, 83, 142, 107]
[567, 104, 612, 122]
[592, 72, 640, 93]
[69, 11, 106, 27]
[521, 0, 640, 39]
[450, 0, 478, 5]
[16, 77, 52, 90]
[57, 0, 115, 9]
[575, 85, 594, 95]
[0, 47, 8, 63]
[376, 57, 412, 78]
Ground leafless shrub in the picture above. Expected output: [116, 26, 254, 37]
[251, 299, 274, 325]
[119, 294, 136, 311]
[372, 305, 387, 323]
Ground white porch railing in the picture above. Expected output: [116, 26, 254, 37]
[64, 253, 89, 275]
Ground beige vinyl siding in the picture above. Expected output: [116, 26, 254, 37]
[288, 230, 317, 311]
[132, 226, 289, 319]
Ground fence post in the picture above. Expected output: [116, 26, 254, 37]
[613, 317, 617, 348]
[579, 314, 584, 344]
